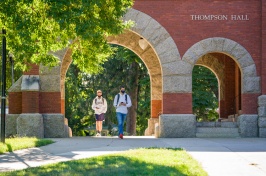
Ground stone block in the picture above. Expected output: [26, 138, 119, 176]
[154, 123, 159, 138]
[39, 75, 61, 92]
[142, 19, 162, 42]
[196, 122, 215, 127]
[21, 75, 40, 91]
[258, 95, 266, 107]
[131, 10, 151, 34]
[158, 47, 181, 64]
[146, 118, 159, 136]
[222, 38, 237, 53]
[155, 37, 176, 58]
[8, 77, 22, 92]
[182, 49, 198, 65]
[17, 114, 44, 138]
[258, 107, 266, 117]
[258, 117, 266, 128]
[65, 125, 72, 137]
[230, 44, 248, 60]
[149, 26, 171, 48]
[238, 53, 254, 68]
[259, 128, 266, 138]
[162, 60, 192, 76]
[39, 65, 60, 75]
[238, 115, 258, 137]
[5, 114, 19, 137]
[221, 122, 238, 128]
[159, 114, 196, 138]
[163, 75, 192, 93]
[242, 64, 256, 77]
[242, 77, 260, 93]
[43, 114, 66, 138]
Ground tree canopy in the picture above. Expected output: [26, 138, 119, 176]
[0, 0, 133, 72]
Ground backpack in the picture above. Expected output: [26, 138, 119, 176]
[116, 93, 127, 105]
[95, 97, 105, 105]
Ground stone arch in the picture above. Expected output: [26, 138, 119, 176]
[60, 8, 182, 98]
[182, 37, 261, 94]
[58, 8, 182, 135]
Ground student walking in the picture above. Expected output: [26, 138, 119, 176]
[113, 86, 132, 139]
[92, 90, 107, 136]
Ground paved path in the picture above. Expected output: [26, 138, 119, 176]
[0, 137, 266, 176]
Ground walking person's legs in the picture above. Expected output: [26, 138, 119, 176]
[116, 112, 127, 139]
[99, 121, 103, 133]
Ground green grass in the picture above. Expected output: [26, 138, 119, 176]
[0, 137, 54, 154]
[0, 148, 208, 176]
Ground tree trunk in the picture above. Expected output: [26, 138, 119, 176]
[126, 61, 139, 135]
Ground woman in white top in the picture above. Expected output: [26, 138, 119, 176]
[92, 90, 107, 136]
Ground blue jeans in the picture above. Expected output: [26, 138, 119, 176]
[116, 112, 127, 135]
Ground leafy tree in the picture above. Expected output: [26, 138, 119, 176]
[0, 0, 133, 72]
[192, 65, 219, 121]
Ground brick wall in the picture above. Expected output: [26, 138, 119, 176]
[8, 92, 22, 114]
[242, 93, 260, 114]
[262, 0, 266, 94]
[134, 0, 260, 115]
[134, 0, 261, 75]
[22, 92, 39, 113]
[39, 92, 61, 113]
[223, 55, 237, 118]
[163, 93, 192, 114]
[23, 64, 39, 75]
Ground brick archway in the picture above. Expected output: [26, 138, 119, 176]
[183, 37, 261, 115]
[59, 8, 182, 136]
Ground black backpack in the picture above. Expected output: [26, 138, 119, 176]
[116, 93, 127, 105]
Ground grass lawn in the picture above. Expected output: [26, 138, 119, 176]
[0, 137, 54, 154]
[0, 148, 208, 176]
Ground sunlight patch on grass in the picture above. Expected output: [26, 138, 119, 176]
[1, 148, 208, 176]
[0, 137, 54, 154]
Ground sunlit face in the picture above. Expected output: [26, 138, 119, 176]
[97, 91, 102, 96]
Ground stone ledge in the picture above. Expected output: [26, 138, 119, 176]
[258, 117, 266, 128]
[21, 75, 40, 91]
[238, 114, 258, 137]
[43, 114, 66, 138]
[159, 114, 196, 138]
[5, 114, 19, 137]
[258, 95, 266, 107]
[259, 128, 266, 138]
[17, 114, 44, 138]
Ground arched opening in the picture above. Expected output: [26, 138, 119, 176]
[192, 65, 219, 122]
[64, 45, 151, 136]
[60, 30, 163, 136]
[193, 53, 242, 122]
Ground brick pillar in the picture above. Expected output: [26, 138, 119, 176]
[22, 91, 39, 113]
[242, 93, 260, 114]
[21, 75, 40, 113]
[39, 92, 61, 113]
[262, 0, 266, 94]
[8, 92, 22, 114]
[163, 93, 192, 114]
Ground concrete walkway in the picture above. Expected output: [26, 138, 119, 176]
[0, 136, 266, 176]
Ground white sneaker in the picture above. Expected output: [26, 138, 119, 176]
[96, 133, 101, 137]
